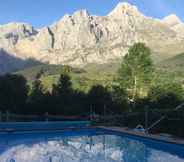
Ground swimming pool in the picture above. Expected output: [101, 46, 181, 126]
[0, 128, 184, 162]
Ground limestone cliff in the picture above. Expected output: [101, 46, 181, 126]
[1, 2, 184, 68]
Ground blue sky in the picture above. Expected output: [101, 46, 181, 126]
[0, 0, 183, 28]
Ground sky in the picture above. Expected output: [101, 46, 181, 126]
[0, 0, 183, 28]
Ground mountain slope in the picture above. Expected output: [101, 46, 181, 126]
[0, 49, 42, 74]
[158, 53, 184, 72]
[16, 63, 115, 91]
[16, 54, 184, 91]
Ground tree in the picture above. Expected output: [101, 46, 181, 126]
[0, 74, 28, 112]
[148, 82, 184, 109]
[29, 79, 45, 102]
[118, 43, 153, 107]
[87, 85, 112, 115]
[52, 73, 73, 114]
[52, 73, 72, 97]
[27, 72, 46, 114]
[70, 90, 87, 115]
[111, 85, 129, 112]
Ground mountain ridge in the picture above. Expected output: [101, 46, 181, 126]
[1, 2, 184, 72]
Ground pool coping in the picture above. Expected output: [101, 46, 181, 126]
[98, 126, 184, 146]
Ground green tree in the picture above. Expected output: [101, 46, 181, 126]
[0, 74, 28, 112]
[148, 82, 184, 109]
[111, 85, 129, 112]
[87, 85, 112, 115]
[28, 72, 46, 114]
[118, 43, 153, 106]
[52, 73, 72, 97]
[52, 73, 73, 114]
[29, 78, 45, 103]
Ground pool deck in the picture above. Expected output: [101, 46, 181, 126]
[99, 126, 184, 146]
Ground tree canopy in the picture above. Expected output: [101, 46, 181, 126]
[0, 74, 28, 112]
[118, 43, 154, 104]
[148, 82, 184, 109]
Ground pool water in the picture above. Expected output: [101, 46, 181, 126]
[0, 129, 184, 162]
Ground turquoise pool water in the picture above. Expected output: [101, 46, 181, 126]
[0, 128, 184, 162]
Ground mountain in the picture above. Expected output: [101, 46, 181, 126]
[163, 14, 182, 27]
[0, 49, 42, 74]
[1, 2, 184, 71]
[162, 14, 184, 37]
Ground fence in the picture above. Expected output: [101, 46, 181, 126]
[92, 108, 184, 137]
[0, 109, 184, 137]
[0, 120, 91, 131]
[0, 111, 89, 122]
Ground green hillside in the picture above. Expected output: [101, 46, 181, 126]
[16, 64, 115, 91]
[155, 53, 184, 85]
[158, 53, 184, 72]
[15, 53, 184, 91]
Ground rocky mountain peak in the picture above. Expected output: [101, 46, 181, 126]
[162, 14, 184, 37]
[163, 14, 182, 27]
[73, 9, 90, 18]
[72, 9, 91, 23]
[0, 22, 37, 50]
[108, 2, 142, 18]
[1, 3, 184, 70]
[0, 22, 37, 38]
[55, 9, 90, 27]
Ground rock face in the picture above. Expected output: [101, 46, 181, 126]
[163, 14, 182, 27]
[1, 2, 184, 68]
[162, 14, 184, 38]
[0, 23, 37, 52]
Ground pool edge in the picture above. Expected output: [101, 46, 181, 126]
[98, 126, 184, 146]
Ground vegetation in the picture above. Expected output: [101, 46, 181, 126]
[0, 43, 184, 137]
[15, 51, 184, 93]
[158, 53, 184, 73]
[16, 64, 115, 92]
[0, 74, 28, 113]
[0, 72, 128, 115]
[148, 82, 184, 109]
[117, 43, 154, 106]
